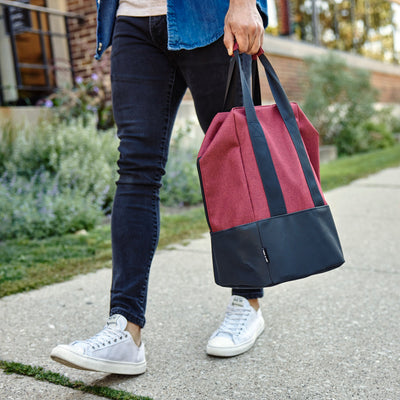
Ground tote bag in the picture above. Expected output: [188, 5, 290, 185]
[197, 49, 344, 288]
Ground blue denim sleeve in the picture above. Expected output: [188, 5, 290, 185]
[95, 0, 119, 60]
[95, 0, 268, 58]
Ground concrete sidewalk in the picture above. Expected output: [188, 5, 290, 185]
[1, 167, 400, 400]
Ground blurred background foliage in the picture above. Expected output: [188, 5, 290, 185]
[269, 0, 399, 63]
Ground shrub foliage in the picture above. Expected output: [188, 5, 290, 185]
[160, 123, 202, 207]
[0, 118, 203, 240]
[0, 120, 118, 240]
[41, 73, 114, 131]
[302, 53, 396, 155]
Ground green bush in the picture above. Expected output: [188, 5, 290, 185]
[363, 121, 394, 150]
[1, 119, 119, 212]
[160, 123, 202, 207]
[0, 171, 103, 240]
[302, 53, 395, 155]
[0, 117, 203, 239]
[392, 117, 400, 134]
[0, 120, 118, 240]
[41, 73, 114, 131]
[335, 116, 396, 156]
[0, 122, 17, 169]
[376, 106, 400, 135]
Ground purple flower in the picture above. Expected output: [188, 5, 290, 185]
[75, 76, 83, 84]
[91, 73, 99, 81]
[93, 86, 99, 93]
[86, 105, 98, 112]
[44, 99, 53, 108]
[50, 182, 59, 197]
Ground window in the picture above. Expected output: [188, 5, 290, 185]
[0, 0, 83, 105]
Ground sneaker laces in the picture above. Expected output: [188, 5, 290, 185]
[75, 326, 129, 350]
[217, 305, 252, 337]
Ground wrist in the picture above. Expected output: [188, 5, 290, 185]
[229, 0, 257, 5]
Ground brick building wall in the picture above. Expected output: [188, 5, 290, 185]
[255, 54, 306, 103]
[66, 0, 111, 81]
[371, 72, 400, 104]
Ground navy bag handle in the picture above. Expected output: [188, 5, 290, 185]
[223, 55, 262, 110]
[233, 49, 325, 216]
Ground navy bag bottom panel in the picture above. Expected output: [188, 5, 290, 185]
[211, 205, 345, 288]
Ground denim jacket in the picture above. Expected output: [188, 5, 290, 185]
[95, 0, 268, 59]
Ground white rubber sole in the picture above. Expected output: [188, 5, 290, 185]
[206, 317, 265, 357]
[50, 346, 146, 375]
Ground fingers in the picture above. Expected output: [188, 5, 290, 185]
[249, 28, 263, 55]
[223, 3, 264, 56]
[223, 28, 236, 56]
[236, 31, 250, 55]
[224, 26, 263, 56]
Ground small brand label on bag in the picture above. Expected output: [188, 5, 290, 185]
[262, 248, 270, 263]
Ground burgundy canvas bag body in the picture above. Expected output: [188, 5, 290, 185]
[197, 50, 344, 288]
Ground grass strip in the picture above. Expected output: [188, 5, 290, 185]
[0, 360, 152, 400]
[320, 144, 400, 191]
[158, 206, 208, 248]
[0, 207, 207, 298]
[0, 145, 399, 298]
[0, 225, 112, 298]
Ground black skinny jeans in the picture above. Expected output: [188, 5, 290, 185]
[110, 16, 263, 328]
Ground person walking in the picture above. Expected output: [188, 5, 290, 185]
[51, 0, 268, 375]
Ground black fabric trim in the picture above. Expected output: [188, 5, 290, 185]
[235, 52, 287, 217]
[197, 157, 212, 231]
[258, 54, 325, 208]
[211, 205, 344, 288]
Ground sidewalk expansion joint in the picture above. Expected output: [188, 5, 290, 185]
[355, 183, 400, 189]
[344, 265, 400, 275]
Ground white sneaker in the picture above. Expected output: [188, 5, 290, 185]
[206, 296, 265, 357]
[50, 314, 146, 375]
